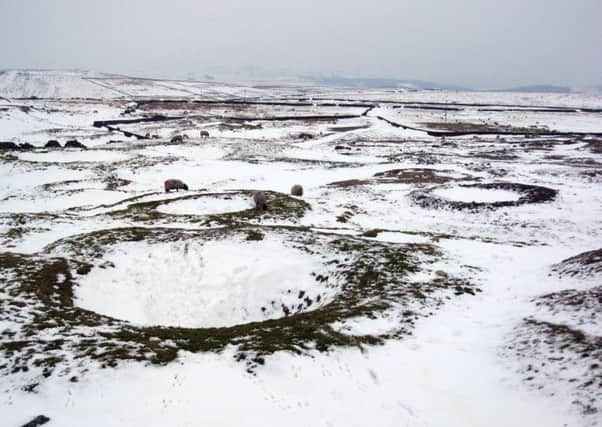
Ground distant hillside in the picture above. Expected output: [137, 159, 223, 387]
[501, 85, 572, 93]
[304, 75, 469, 91]
[0, 69, 118, 99]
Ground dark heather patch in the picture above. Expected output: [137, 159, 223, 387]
[328, 168, 473, 188]
[505, 317, 602, 418]
[550, 248, 602, 278]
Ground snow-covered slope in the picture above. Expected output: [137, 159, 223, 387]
[0, 70, 121, 99]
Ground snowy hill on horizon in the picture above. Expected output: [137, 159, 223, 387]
[3, 69, 601, 102]
[0, 69, 121, 99]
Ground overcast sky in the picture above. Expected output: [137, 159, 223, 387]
[1, 0, 600, 88]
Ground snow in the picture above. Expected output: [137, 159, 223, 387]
[0, 189, 126, 213]
[1, 71, 602, 427]
[0, 70, 116, 99]
[156, 195, 251, 216]
[75, 237, 335, 328]
[432, 187, 522, 203]
[17, 150, 131, 163]
[372, 231, 431, 244]
[139, 144, 226, 160]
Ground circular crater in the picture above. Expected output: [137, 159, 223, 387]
[107, 191, 311, 225]
[75, 237, 336, 328]
[410, 182, 557, 211]
[12, 225, 479, 375]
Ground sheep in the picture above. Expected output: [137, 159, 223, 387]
[171, 135, 184, 143]
[253, 191, 268, 211]
[200, 130, 210, 138]
[164, 179, 189, 193]
[291, 184, 303, 196]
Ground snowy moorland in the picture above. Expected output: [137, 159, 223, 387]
[1, 70, 601, 427]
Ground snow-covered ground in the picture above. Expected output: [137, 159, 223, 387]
[75, 237, 335, 328]
[1, 71, 601, 427]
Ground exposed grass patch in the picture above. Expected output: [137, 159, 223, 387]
[103, 174, 132, 191]
[328, 168, 472, 188]
[507, 317, 602, 417]
[421, 121, 550, 134]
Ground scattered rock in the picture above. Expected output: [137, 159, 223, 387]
[20, 415, 50, 427]
[171, 135, 184, 143]
[246, 230, 264, 241]
[0, 141, 18, 150]
[44, 140, 61, 149]
[200, 130, 210, 138]
[64, 140, 87, 149]
[362, 229, 380, 238]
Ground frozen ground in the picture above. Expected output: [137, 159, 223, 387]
[1, 71, 601, 427]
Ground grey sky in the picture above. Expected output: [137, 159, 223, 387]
[1, 0, 600, 88]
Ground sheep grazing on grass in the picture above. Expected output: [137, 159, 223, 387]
[164, 179, 189, 193]
[200, 130, 210, 138]
[291, 184, 303, 196]
[253, 191, 268, 211]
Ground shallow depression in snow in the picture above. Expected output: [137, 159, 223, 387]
[74, 238, 333, 328]
[155, 195, 251, 216]
[432, 186, 521, 203]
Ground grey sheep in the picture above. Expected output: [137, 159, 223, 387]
[291, 184, 303, 196]
[164, 179, 189, 193]
[253, 191, 268, 211]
